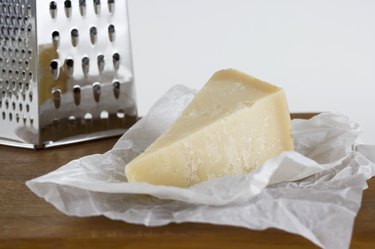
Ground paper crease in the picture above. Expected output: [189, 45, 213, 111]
[26, 85, 375, 249]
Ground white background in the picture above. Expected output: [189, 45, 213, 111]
[127, 0, 375, 143]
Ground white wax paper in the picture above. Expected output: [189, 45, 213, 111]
[27, 85, 375, 249]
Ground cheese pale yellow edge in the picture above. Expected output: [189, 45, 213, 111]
[125, 69, 294, 187]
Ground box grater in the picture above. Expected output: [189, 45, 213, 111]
[0, 0, 138, 149]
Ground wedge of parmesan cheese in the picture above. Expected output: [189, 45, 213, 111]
[125, 69, 294, 187]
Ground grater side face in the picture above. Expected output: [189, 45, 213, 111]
[0, 0, 138, 149]
[0, 0, 40, 148]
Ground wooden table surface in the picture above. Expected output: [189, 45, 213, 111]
[0, 114, 374, 249]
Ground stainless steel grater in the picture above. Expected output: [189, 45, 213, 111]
[0, 0, 138, 149]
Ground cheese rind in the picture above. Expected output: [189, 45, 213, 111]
[125, 69, 294, 187]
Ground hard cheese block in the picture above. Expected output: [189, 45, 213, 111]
[125, 69, 294, 187]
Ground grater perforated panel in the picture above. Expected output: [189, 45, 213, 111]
[0, 0, 137, 149]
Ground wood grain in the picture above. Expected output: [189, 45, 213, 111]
[0, 113, 374, 249]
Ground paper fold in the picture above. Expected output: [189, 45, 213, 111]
[27, 85, 375, 249]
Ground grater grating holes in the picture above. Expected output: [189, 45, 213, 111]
[68, 116, 76, 125]
[11, 16, 16, 25]
[49, 1, 57, 18]
[112, 52, 120, 70]
[82, 56, 89, 77]
[71, 28, 79, 47]
[73, 85, 81, 106]
[65, 58, 74, 76]
[17, 16, 22, 26]
[52, 88, 62, 109]
[64, 0, 72, 18]
[79, 0, 86, 16]
[93, 0, 101, 15]
[100, 110, 109, 120]
[14, 4, 19, 15]
[108, 0, 115, 13]
[112, 80, 120, 99]
[23, 16, 28, 26]
[14, 48, 20, 58]
[27, 23, 32, 34]
[89, 26, 97, 44]
[92, 82, 101, 102]
[108, 24, 115, 41]
[116, 109, 125, 119]
[97, 54, 104, 73]
[20, 27, 26, 37]
[52, 30, 60, 47]
[11, 37, 16, 47]
[50, 60, 59, 80]
[84, 113, 93, 121]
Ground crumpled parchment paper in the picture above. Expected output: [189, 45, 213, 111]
[27, 85, 375, 249]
